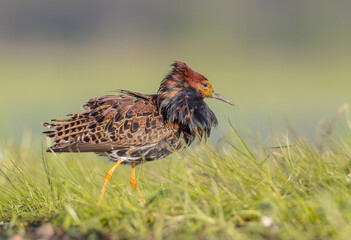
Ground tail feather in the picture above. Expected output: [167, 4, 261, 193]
[43, 92, 155, 153]
[42, 122, 57, 129]
[46, 141, 75, 152]
[43, 94, 126, 153]
[53, 119, 89, 131]
[42, 130, 56, 137]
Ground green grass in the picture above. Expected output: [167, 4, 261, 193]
[0, 123, 351, 240]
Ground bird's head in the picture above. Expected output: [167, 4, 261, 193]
[157, 61, 234, 139]
[163, 61, 234, 106]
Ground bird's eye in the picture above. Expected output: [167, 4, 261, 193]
[202, 82, 209, 88]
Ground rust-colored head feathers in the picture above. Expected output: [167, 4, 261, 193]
[160, 61, 213, 97]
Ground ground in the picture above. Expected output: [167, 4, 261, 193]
[0, 123, 351, 240]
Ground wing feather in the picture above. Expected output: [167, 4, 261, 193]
[43, 92, 174, 154]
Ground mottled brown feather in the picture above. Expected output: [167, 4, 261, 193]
[43, 92, 180, 164]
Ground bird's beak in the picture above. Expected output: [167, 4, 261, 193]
[210, 91, 234, 106]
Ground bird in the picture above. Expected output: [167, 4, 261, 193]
[43, 61, 234, 204]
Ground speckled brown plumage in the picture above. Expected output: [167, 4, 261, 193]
[43, 92, 183, 165]
[43, 61, 234, 204]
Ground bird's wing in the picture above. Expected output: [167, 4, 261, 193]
[43, 92, 175, 153]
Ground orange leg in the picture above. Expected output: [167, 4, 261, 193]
[98, 159, 122, 203]
[130, 163, 146, 205]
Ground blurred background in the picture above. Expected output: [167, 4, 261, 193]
[0, 0, 350, 144]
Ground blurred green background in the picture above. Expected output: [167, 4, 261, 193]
[0, 0, 350, 143]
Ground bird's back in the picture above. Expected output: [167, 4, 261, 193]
[43, 91, 184, 164]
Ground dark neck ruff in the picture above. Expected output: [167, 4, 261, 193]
[157, 75, 218, 142]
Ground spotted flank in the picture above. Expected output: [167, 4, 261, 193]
[43, 93, 183, 165]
